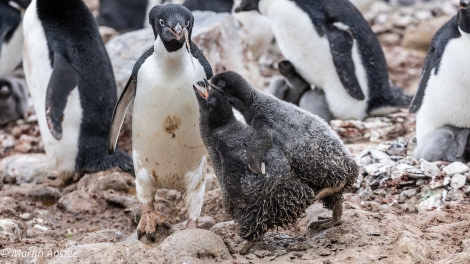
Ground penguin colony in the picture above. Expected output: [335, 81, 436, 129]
[0, 0, 465, 255]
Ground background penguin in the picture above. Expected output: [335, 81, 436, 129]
[97, 0, 149, 33]
[410, 0, 470, 153]
[210, 71, 359, 231]
[236, 0, 411, 120]
[22, 0, 133, 175]
[194, 81, 315, 254]
[0, 0, 30, 78]
[183, 0, 233, 13]
[0, 77, 28, 125]
[269, 60, 333, 122]
[413, 126, 470, 163]
[108, 4, 213, 242]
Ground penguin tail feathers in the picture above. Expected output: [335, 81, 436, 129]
[75, 149, 135, 176]
[388, 84, 413, 108]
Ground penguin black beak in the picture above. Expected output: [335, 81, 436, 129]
[235, 0, 259, 13]
[461, 0, 470, 9]
[170, 23, 184, 40]
[193, 79, 209, 99]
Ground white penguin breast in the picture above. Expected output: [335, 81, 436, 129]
[132, 47, 207, 190]
[0, 19, 24, 77]
[259, 0, 369, 120]
[23, 0, 81, 172]
[416, 36, 470, 142]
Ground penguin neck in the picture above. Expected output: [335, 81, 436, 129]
[153, 36, 190, 68]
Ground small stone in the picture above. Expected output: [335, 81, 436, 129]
[450, 174, 467, 190]
[0, 154, 53, 184]
[420, 159, 440, 178]
[29, 185, 62, 205]
[78, 229, 125, 244]
[404, 167, 426, 179]
[58, 191, 103, 214]
[462, 185, 470, 194]
[364, 162, 393, 177]
[19, 213, 31, 220]
[33, 224, 48, 231]
[443, 176, 451, 186]
[446, 189, 463, 202]
[0, 219, 20, 236]
[443, 162, 469, 176]
[26, 229, 35, 238]
[391, 164, 414, 179]
[254, 250, 272, 258]
[197, 215, 216, 230]
[418, 193, 442, 213]
[370, 149, 391, 162]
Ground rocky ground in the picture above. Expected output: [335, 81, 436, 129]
[2, 1, 470, 263]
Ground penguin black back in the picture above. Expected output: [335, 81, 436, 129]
[33, 0, 133, 173]
[183, 0, 234, 13]
[97, 0, 148, 33]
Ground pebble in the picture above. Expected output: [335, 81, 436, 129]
[420, 160, 440, 177]
[443, 162, 469, 176]
[418, 193, 442, 213]
[450, 174, 467, 190]
[0, 219, 21, 236]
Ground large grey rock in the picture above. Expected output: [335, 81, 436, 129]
[443, 162, 469, 176]
[0, 154, 53, 184]
[77, 170, 135, 193]
[57, 191, 104, 215]
[158, 229, 230, 264]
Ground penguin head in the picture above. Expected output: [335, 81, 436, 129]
[459, 0, 470, 34]
[149, 4, 194, 52]
[193, 79, 234, 129]
[209, 71, 255, 114]
[235, 0, 259, 12]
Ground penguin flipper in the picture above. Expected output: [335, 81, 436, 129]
[108, 46, 154, 154]
[108, 75, 136, 154]
[45, 52, 79, 140]
[247, 115, 273, 175]
[327, 27, 365, 101]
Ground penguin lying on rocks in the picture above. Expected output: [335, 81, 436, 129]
[193, 80, 315, 254]
[269, 60, 333, 122]
[0, 77, 28, 125]
[196, 71, 359, 252]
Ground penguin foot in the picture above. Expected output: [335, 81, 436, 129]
[186, 219, 198, 229]
[225, 241, 256, 255]
[308, 200, 343, 231]
[136, 206, 171, 243]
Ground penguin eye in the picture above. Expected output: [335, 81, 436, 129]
[159, 19, 165, 26]
[185, 21, 190, 28]
[217, 81, 225, 89]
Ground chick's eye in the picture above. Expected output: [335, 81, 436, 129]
[217, 81, 225, 88]
[185, 21, 190, 28]
[159, 19, 165, 26]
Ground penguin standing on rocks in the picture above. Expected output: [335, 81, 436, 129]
[269, 60, 333, 122]
[0, 77, 28, 125]
[194, 81, 315, 254]
[108, 4, 213, 242]
[410, 0, 470, 160]
[209, 71, 359, 234]
[236, 0, 411, 120]
[0, 0, 30, 77]
[22, 0, 133, 175]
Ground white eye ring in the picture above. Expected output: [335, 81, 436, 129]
[185, 21, 190, 28]
[159, 19, 165, 26]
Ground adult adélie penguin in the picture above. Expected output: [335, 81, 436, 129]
[236, 0, 411, 120]
[0, 0, 30, 77]
[22, 0, 133, 175]
[410, 0, 470, 151]
[108, 4, 213, 242]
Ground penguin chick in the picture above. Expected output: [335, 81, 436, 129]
[236, 0, 411, 120]
[410, 0, 470, 145]
[268, 60, 310, 105]
[108, 4, 213, 242]
[0, 77, 28, 125]
[211, 71, 359, 231]
[413, 125, 470, 163]
[193, 81, 315, 254]
[269, 60, 333, 122]
[23, 0, 133, 175]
